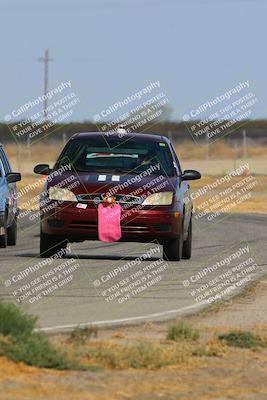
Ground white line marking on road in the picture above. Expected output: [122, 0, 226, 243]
[37, 301, 206, 332]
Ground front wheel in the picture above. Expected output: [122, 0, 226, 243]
[182, 217, 192, 259]
[7, 218, 17, 246]
[40, 229, 68, 258]
[163, 233, 183, 261]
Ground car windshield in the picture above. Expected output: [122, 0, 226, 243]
[55, 137, 176, 176]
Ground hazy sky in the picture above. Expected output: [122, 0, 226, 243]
[0, 0, 266, 122]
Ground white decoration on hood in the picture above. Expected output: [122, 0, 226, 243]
[76, 203, 87, 209]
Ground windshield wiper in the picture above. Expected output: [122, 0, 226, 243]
[111, 168, 135, 174]
[73, 167, 111, 173]
[72, 167, 142, 174]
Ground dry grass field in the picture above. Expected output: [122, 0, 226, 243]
[177, 140, 267, 160]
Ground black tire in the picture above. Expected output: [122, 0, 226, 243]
[182, 217, 192, 260]
[0, 215, 7, 248]
[7, 218, 17, 246]
[40, 229, 68, 258]
[163, 233, 184, 261]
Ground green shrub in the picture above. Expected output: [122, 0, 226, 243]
[87, 341, 186, 369]
[218, 331, 267, 349]
[0, 302, 37, 338]
[0, 333, 76, 369]
[87, 342, 163, 369]
[167, 321, 200, 342]
[68, 326, 98, 344]
[0, 301, 81, 370]
[126, 342, 164, 369]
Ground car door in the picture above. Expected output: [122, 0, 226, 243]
[0, 155, 8, 217]
[169, 142, 192, 234]
[0, 147, 17, 226]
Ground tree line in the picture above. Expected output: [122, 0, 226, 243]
[0, 120, 266, 144]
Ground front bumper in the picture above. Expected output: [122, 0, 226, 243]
[41, 202, 182, 244]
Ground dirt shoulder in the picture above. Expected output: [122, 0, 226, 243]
[194, 278, 267, 330]
[1, 279, 267, 400]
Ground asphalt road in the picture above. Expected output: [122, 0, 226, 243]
[0, 213, 266, 332]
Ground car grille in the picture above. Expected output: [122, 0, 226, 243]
[68, 220, 151, 232]
[76, 193, 144, 206]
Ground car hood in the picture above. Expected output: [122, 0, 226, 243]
[46, 171, 179, 197]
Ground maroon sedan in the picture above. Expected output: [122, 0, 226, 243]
[34, 132, 201, 261]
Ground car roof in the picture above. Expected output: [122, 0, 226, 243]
[71, 132, 169, 143]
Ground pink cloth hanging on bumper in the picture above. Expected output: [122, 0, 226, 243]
[98, 203, 122, 242]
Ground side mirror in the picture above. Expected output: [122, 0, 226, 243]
[33, 164, 51, 175]
[6, 172, 21, 184]
[181, 169, 201, 181]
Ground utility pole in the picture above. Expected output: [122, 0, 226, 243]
[242, 129, 247, 159]
[233, 141, 238, 170]
[168, 130, 173, 142]
[206, 132, 210, 160]
[38, 49, 53, 123]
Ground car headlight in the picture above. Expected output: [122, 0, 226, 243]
[49, 187, 77, 202]
[142, 192, 173, 206]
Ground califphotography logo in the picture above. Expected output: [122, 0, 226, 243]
[14, 158, 82, 235]
[182, 80, 260, 144]
[92, 246, 169, 306]
[92, 80, 171, 145]
[181, 243, 263, 305]
[189, 162, 263, 226]
[3, 250, 78, 305]
[4, 80, 80, 144]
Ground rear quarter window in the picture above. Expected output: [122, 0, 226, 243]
[0, 148, 11, 174]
